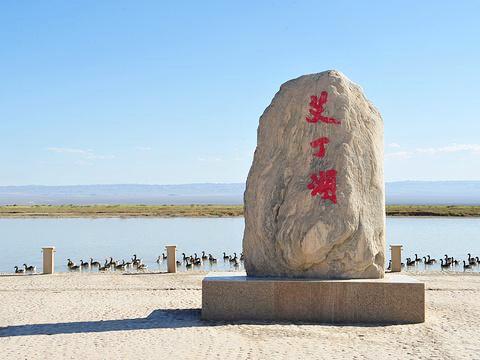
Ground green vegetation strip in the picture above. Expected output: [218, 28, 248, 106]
[1, 205, 480, 218]
[386, 205, 480, 217]
[0, 205, 243, 218]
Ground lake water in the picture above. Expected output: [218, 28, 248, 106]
[1, 217, 479, 273]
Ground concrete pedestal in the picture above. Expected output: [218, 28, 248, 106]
[202, 273, 425, 324]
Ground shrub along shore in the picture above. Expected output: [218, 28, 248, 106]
[0, 204, 480, 218]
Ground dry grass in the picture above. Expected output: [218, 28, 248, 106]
[386, 205, 480, 217]
[0, 204, 244, 218]
[1, 204, 480, 218]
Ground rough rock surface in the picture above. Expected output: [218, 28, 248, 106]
[243, 70, 385, 279]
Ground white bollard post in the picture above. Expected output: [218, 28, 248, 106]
[166, 245, 177, 273]
[390, 244, 403, 272]
[42, 246, 56, 274]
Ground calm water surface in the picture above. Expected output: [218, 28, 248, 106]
[1, 217, 479, 273]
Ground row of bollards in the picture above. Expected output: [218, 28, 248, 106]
[39, 244, 403, 275]
[39, 245, 178, 274]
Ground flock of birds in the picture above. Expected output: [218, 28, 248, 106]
[14, 251, 480, 274]
[177, 251, 244, 268]
[13, 264, 36, 274]
[388, 253, 480, 271]
[66, 254, 148, 272]
[14, 251, 245, 274]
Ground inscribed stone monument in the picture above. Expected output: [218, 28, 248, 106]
[243, 70, 385, 279]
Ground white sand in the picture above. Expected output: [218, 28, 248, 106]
[1, 271, 479, 359]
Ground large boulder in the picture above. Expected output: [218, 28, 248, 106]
[243, 70, 385, 279]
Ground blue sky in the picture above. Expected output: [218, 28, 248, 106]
[1, 1, 479, 185]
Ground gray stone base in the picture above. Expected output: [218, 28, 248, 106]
[202, 272, 425, 324]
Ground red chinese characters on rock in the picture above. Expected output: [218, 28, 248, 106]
[306, 90, 340, 204]
[307, 169, 337, 204]
[310, 137, 329, 158]
[305, 91, 341, 125]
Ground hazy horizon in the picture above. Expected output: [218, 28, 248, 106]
[2, 181, 480, 206]
[3, 179, 480, 187]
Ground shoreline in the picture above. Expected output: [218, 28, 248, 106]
[1, 271, 480, 358]
[1, 204, 480, 218]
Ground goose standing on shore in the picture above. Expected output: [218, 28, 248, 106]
[229, 253, 238, 264]
[132, 254, 142, 267]
[440, 259, 450, 269]
[423, 256, 434, 265]
[108, 257, 117, 267]
[69, 263, 81, 271]
[406, 258, 415, 266]
[468, 253, 477, 266]
[98, 260, 108, 272]
[23, 264, 36, 273]
[115, 260, 126, 271]
[90, 258, 101, 268]
[14, 266, 25, 274]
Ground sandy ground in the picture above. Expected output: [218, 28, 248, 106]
[0, 271, 479, 360]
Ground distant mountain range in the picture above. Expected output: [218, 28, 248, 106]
[1, 181, 480, 205]
[0, 183, 245, 205]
